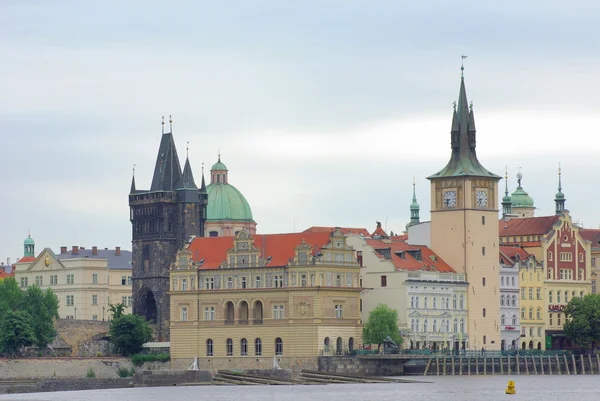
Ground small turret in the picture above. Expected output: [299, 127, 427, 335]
[406, 177, 421, 230]
[24, 233, 35, 257]
[555, 164, 566, 214]
[502, 167, 512, 219]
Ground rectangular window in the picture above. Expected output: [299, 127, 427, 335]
[121, 276, 127, 285]
[381, 275, 387, 287]
[274, 275, 283, 288]
[66, 295, 74, 306]
[241, 277, 247, 289]
[227, 277, 233, 289]
[482, 246, 486, 256]
[255, 276, 261, 288]
[122, 296, 127, 305]
[592, 257, 597, 268]
[92, 273, 98, 284]
[204, 307, 215, 320]
[482, 277, 486, 286]
[336, 274, 342, 287]
[335, 304, 343, 319]
[35, 276, 43, 286]
[205, 277, 214, 290]
[483, 335, 487, 345]
[360, 299, 363, 312]
[50, 275, 58, 285]
[482, 216, 486, 225]
[536, 288, 541, 300]
[301, 274, 307, 287]
[529, 288, 533, 300]
[483, 308, 486, 318]
[127, 276, 133, 285]
[521, 288, 525, 299]
[273, 305, 285, 319]
[181, 307, 188, 321]
[92, 295, 98, 305]
[128, 296, 133, 306]
[92, 315, 98, 321]
[67, 274, 74, 285]
[20, 277, 28, 287]
[181, 278, 188, 291]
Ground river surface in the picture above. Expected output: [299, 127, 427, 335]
[1, 376, 598, 401]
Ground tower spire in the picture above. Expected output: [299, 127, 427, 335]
[161, 116, 165, 134]
[200, 162, 206, 191]
[555, 163, 566, 214]
[502, 166, 512, 219]
[169, 115, 173, 133]
[130, 164, 136, 194]
[178, 142, 197, 189]
[406, 176, 420, 231]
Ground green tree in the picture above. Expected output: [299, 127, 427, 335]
[109, 314, 153, 356]
[564, 294, 600, 353]
[362, 304, 403, 351]
[108, 302, 127, 320]
[0, 277, 24, 314]
[22, 286, 60, 347]
[0, 310, 35, 357]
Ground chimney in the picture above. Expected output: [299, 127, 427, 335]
[60, 246, 67, 254]
[92, 246, 98, 256]
[80, 246, 85, 250]
[72, 246, 79, 255]
[115, 246, 121, 256]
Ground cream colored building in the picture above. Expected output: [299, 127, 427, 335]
[169, 229, 362, 370]
[14, 244, 132, 321]
[427, 72, 502, 350]
[580, 229, 600, 295]
[347, 230, 468, 351]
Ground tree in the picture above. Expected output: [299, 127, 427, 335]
[0, 310, 35, 357]
[22, 286, 60, 347]
[362, 304, 403, 351]
[0, 277, 24, 314]
[564, 294, 600, 353]
[108, 302, 127, 320]
[109, 314, 153, 356]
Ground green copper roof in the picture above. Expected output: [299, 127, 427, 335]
[511, 173, 534, 208]
[502, 193, 512, 203]
[206, 183, 253, 221]
[428, 74, 501, 180]
[24, 235, 35, 245]
[211, 159, 228, 171]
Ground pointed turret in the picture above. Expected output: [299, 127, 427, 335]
[130, 175, 136, 194]
[150, 119, 183, 191]
[428, 68, 500, 179]
[502, 167, 512, 218]
[178, 157, 197, 189]
[406, 177, 421, 230]
[555, 164, 566, 214]
[200, 163, 207, 192]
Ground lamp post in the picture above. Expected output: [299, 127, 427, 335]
[74, 307, 77, 320]
[102, 306, 105, 321]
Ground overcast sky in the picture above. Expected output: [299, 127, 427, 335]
[2, 0, 600, 261]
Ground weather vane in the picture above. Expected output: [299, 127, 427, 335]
[461, 54, 467, 77]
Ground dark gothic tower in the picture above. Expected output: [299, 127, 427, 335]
[129, 116, 207, 340]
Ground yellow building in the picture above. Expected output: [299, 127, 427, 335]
[427, 69, 502, 350]
[14, 238, 132, 321]
[580, 229, 600, 295]
[517, 253, 545, 350]
[169, 229, 362, 371]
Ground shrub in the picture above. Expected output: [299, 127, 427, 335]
[131, 353, 171, 366]
[86, 368, 96, 378]
[109, 314, 152, 356]
[117, 366, 135, 377]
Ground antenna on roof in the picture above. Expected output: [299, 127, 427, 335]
[384, 217, 388, 232]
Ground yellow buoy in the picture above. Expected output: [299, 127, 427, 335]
[505, 380, 516, 395]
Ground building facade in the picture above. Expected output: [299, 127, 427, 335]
[168, 229, 362, 370]
[14, 239, 132, 321]
[580, 229, 600, 295]
[499, 247, 521, 351]
[427, 68, 502, 350]
[129, 120, 208, 339]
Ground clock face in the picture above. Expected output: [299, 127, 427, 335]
[443, 190, 457, 208]
[476, 190, 488, 208]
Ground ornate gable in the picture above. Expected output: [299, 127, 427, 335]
[221, 230, 264, 269]
[25, 248, 64, 272]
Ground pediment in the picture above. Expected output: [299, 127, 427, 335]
[409, 311, 422, 317]
[26, 248, 64, 272]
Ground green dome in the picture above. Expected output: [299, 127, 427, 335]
[211, 160, 228, 171]
[24, 235, 35, 245]
[511, 187, 534, 208]
[206, 183, 253, 221]
[502, 193, 512, 203]
[555, 190, 565, 200]
[410, 199, 420, 210]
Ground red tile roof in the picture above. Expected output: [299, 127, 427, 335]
[498, 215, 560, 237]
[371, 226, 387, 237]
[580, 229, 600, 248]
[364, 238, 455, 273]
[303, 226, 370, 237]
[499, 245, 531, 265]
[16, 256, 36, 263]
[188, 232, 333, 270]
[0, 270, 13, 279]
[390, 234, 408, 242]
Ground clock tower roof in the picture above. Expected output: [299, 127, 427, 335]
[428, 69, 500, 181]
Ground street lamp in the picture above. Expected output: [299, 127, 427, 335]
[102, 306, 105, 321]
[74, 307, 77, 320]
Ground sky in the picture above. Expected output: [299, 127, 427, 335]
[2, 0, 600, 261]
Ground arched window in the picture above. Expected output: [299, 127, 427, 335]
[324, 337, 330, 352]
[445, 319, 449, 333]
[241, 338, 248, 356]
[512, 315, 517, 325]
[459, 318, 465, 333]
[512, 295, 517, 306]
[549, 291, 553, 303]
[349, 337, 355, 353]
[424, 319, 429, 332]
[500, 295, 505, 306]
[226, 338, 233, 356]
[255, 338, 262, 356]
[253, 300, 263, 323]
[433, 319, 438, 332]
[521, 308, 525, 319]
[275, 337, 283, 356]
[501, 277, 505, 286]
[459, 295, 464, 310]
[536, 308, 541, 320]
[444, 297, 449, 309]
[501, 314, 506, 325]
[511, 277, 515, 286]
[549, 313, 553, 326]
[528, 307, 533, 320]
[410, 296, 415, 308]
[225, 301, 235, 323]
[548, 251, 553, 261]
[452, 294, 457, 309]
[336, 337, 343, 354]
[206, 339, 213, 357]
[239, 301, 249, 323]
[453, 318, 458, 333]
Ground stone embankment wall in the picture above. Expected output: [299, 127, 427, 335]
[53, 319, 112, 356]
[0, 358, 170, 379]
[171, 356, 318, 376]
[318, 356, 404, 376]
[134, 370, 212, 386]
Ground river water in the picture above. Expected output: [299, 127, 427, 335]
[2, 376, 598, 401]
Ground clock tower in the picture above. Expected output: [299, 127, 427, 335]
[427, 67, 502, 350]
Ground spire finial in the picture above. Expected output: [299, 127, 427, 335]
[558, 162, 562, 191]
[218, 149, 221, 162]
[133, 163, 136, 177]
[28, 228, 31, 238]
[161, 116, 165, 134]
[461, 54, 467, 78]
[202, 162, 204, 175]
[169, 115, 173, 132]
[186, 141, 190, 158]
[504, 165, 509, 195]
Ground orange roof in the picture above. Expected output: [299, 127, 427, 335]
[0, 270, 12, 279]
[188, 231, 333, 270]
[17, 256, 36, 263]
[371, 226, 387, 237]
[499, 245, 531, 265]
[390, 234, 408, 242]
[499, 215, 560, 237]
[580, 229, 600, 248]
[365, 238, 455, 273]
[303, 226, 370, 237]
